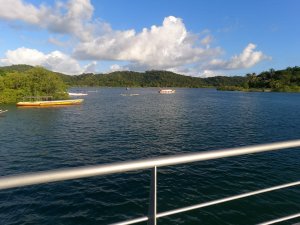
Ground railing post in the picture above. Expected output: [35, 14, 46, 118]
[148, 166, 157, 225]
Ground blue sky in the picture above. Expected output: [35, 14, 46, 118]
[0, 0, 299, 76]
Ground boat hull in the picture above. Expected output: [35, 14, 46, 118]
[68, 93, 88, 96]
[16, 99, 84, 106]
[159, 89, 176, 94]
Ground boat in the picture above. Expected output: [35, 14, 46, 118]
[159, 89, 176, 94]
[120, 94, 140, 96]
[16, 99, 84, 107]
[68, 92, 88, 96]
[0, 109, 8, 114]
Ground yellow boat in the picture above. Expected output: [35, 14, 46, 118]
[16, 99, 84, 107]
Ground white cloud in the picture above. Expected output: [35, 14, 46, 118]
[48, 37, 66, 47]
[1, 47, 45, 66]
[83, 61, 97, 73]
[208, 43, 270, 70]
[108, 64, 130, 72]
[0, 0, 95, 41]
[201, 70, 219, 77]
[200, 35, 213, 47]
[0, 47, 91, 75]
[168, 66, 220, 77]
[74, 16, 223, 71]
[73, 16, 269, 73]
[0, 0, 270, 75]
[110, 64, 124, 72]
[0, 0, 40, 24]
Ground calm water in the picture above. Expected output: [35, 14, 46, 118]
[1, 88, 300, 225]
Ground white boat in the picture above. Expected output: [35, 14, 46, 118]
[68, 92, 88, 96]
[0, 109, 8, 114]
[159, 89, 175, 94]
[120, 94, 140, 96]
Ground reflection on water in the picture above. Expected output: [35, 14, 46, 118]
[1, 88, 300, 225]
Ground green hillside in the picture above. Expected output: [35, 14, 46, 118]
[1, 64, 300, 104]
[0, 64, 34, 75]
[218, 66, 300, 92]
[60, 70, 247, 88]
[0, 65, 248, 88]
[0, 66, 68, 103]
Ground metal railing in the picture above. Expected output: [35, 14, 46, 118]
[1, 140, 300, 224]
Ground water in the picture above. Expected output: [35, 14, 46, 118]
[1, 88, 300, 225]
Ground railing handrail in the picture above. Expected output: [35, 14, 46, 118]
[1, 139, 300, 190]
[112, 180, 300, 225]
[2, 139, 300, 225]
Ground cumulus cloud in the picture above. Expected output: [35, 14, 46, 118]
[74, 16, 223, 71]
[0, 0, 95, 41]
[167, 66, 219, 77]
[83, 61, 97, 73]
[109, 64, 123, 72]
[73, 16, 269, 73]
[0, 47, 91, 74]
[48, 37, 66, 47]
[0, 0, 270, 75]
[200, 35, 213, 47]
[208, 43, 270, 70]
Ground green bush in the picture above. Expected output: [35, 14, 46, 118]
[0, 67, 68, 104]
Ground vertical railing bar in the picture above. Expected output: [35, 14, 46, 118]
[147, 166, 157, 225]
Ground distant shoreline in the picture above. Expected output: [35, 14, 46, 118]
[217, 86, 300, 93]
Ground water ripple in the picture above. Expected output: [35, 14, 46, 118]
[1, 88, 300, 224]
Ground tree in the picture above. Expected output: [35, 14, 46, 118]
[0, 67, 68, 103]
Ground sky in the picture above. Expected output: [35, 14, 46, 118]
[0, 0, 299, 76]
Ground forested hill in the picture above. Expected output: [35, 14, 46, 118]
[0, 65, 246, 87]
[1, 65, 300, 91]
[0, 66, 68, 103]
[59, 70, 246, 88]
[0, 64, 34, 75]
[218, 66, 300, 92]
[246, 67, 300, 91]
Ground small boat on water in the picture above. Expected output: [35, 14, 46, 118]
[159, 89, 176, 94]
[68, 92, 88, 96]
[0, 109, 8, 114]
[120, 94, 140, 96]
[17, 99, 84, 107]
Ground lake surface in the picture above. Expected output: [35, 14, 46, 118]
[1, 88, 300, 225]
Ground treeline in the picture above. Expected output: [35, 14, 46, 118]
[1, 65, 300, 103]
[0, 65, 248, 89]
[218, 66, 300, 92]
[0, 66, 68, 103]
[0, 64, 34, 74]
[60, 70, 246, 88]
[247, 67, 300, 91]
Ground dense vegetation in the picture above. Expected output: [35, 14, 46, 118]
[0, 66, 68, 103]
[0, 64, 299, 103]
[60, 70, 246, 88]
[0, 64, 34, 75]
[62, 66, 300, 91]
[217, 67, 300, 92]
